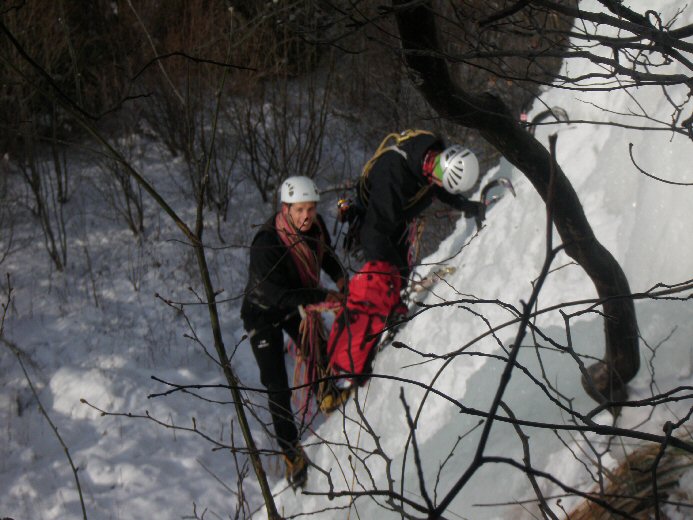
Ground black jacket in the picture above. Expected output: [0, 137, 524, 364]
[359, 133, 477, 273]
[241, 213, 343, 325]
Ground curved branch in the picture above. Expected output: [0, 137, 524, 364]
[3, 337, 88, 520]
[131, 51, 256, 82]
[393, 0, 640, 405]
[628, 143, 693, 186]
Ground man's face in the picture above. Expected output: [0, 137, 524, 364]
[287, 202, 317, 232]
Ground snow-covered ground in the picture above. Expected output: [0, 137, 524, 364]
[2, 3, 693, 519]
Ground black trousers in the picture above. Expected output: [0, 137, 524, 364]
[243, 304, 302, 458]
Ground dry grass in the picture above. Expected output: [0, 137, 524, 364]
[568, 441, 693, 520]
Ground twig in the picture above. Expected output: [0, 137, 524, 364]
[2, 340, 88, 519]
[500, 402, 560, 520]
[399, 388, 434, 512]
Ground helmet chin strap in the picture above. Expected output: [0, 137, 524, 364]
[282, 204, 299, 230]
[283, 203, 311, 231]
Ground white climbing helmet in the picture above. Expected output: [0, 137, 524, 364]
[436, 145, 479, 194]
[280, 176, 320, 203]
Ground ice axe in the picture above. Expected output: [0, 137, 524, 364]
[476, 176, 516, 231]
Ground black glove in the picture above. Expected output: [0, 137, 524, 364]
[463, 200, 485, 220]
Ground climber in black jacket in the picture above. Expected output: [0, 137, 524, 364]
[358, 131, 483, 277]
[241, 176, 346, 488]
[323, 131, 483, 412]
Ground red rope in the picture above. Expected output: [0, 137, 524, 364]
[291, 302, 341, 416]
[406, 218, 424, 270]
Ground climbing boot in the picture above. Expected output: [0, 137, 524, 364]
[319, 386, 352, 415]
[284, 445, 308, 490]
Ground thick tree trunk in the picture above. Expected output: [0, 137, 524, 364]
[393, 0, 639, 404]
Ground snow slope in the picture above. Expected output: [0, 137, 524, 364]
[1, 2, 692, 519]
[274, 2, 693, 517]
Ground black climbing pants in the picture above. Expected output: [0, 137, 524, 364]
[243, 304, 302, 458]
